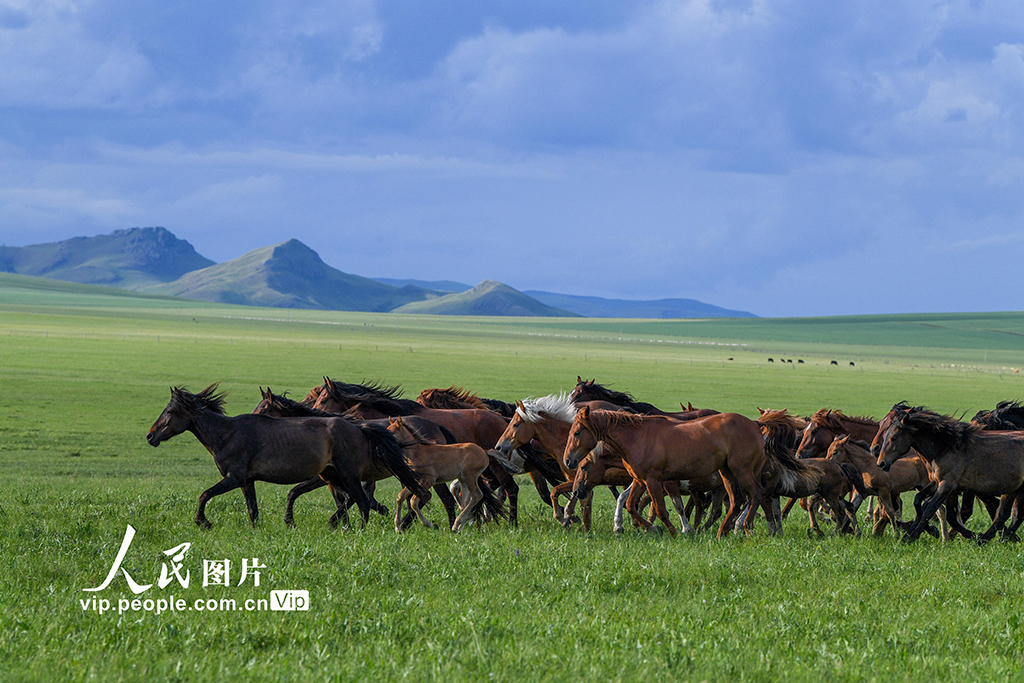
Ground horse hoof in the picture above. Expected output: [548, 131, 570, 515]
[196, 519, 212, 530]
[613, 527, 624, 535]
[647, 526, 664, 536]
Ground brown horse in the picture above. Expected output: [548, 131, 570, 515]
[874, 402, 1024, 542]
[386, 417, 506, 531]
[146, 384, 426, 528]
[826, 435, 932, 536]
[796, 409, 879, 459]
[252, 388, 460, 528]
[492, 393, 629, 529]
[570, 376, 718, 419]
[563, 406, 773, 537]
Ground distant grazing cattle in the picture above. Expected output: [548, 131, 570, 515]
[798, 360, 804, 364]
[849, 362, 856, 366]
[830, 360, 838, 366]
[768, 358, 774, 362]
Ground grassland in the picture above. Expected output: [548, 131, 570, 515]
[2, 273, 1024, 682]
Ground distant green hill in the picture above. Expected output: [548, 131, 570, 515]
[391, 280, 577, 317]
[0, 227, 214, 288]
[524, 291, 756, 318]
[142, 239, 435, 311]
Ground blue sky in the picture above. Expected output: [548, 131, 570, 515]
[2, 1, 1024, 316]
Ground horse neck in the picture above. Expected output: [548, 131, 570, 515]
[841, 418, 879, 441]
[187, 409, 236, 458]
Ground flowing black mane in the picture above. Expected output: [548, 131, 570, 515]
[171, 384, 227, 416]
[897, 404, 980, 451]
[972, 400, 1024, 431]
[570, 379, 661, 414]
[323, 377, 421, 416]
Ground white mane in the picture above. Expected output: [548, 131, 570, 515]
[516, 393, 577, 424]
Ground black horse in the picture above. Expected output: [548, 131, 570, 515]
[147, 384, 425, 528]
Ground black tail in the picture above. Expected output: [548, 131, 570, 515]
[438, 424, 459, 445]
[470, 476, 509, 524]
[360, 423, 428, 500]
[840, 462, 870, 499]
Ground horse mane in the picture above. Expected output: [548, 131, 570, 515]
[572, 379, 661, 414]
[898, 405, 980, 451]
[575, 408, 644, 458]
[323, 377, 419, 415]
[517, 393, 577, 424]
[757, 409, 804, 465]
[810, 408, 877, 431]
[973, 399, 1024, 430]
[260, 390, 335, 417]
[171, 383, 227, 415]
[417, 386, 489, 411]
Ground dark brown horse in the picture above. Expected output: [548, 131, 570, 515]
[757, 409, 863, 536]
[310, 378, 561, 526]
[972, 400, 1024, 430]
[569, 376, 717, 419]
[563, 406, 774, 537]
[874, 402, 1024, 542]
[146, 384, 426, 528]
[252, 388, 460, 527]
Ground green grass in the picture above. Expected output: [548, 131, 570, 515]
[2, 276, 1024, 682]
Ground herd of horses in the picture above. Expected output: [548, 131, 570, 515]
[145, 376, 1024, 543]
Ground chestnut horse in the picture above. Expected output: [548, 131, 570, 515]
[563, 406, 774, 537]
[826, 435, 932, 536]
[386, 417, 506, 531]
[873, 402, 1024, 542]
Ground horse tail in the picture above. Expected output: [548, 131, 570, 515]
[438, 424, 459, 445]
[470, 476, 509, 524]
[360, 423, 428, 500]
[840, 462, 870, 500]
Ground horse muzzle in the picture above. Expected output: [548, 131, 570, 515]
[146, 430, 162, 447]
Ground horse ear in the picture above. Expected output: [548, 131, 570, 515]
[757, 407, 766, 415]
[516, 400, 525, 411]
[586, 379, 595, 386]
[579, 405, 591, 418]
[576, 375, 582, 383]
[687, 402, 694, 411]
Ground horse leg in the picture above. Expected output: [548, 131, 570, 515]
[701, 488, 726, 532]
[394, 488, 410, 532]
[528, 471, 554, 509]
[904, 480, 956, 542]
[410, 489, 437, 530]
[434, 483, 458, 528]
[242, 482, 259, 527]
[978, 493, 1016, 543]
[780, 497, 799, 520]
[716, 472, 743, 538]
[613, 484, 632, 535]
[195, 475, 243, 529]
[451, 479, 484, 532]
[487, 463, 518, 527]
[549, 481, 574, 525]
[666, 484, 694, 535]
[285, 477, 332, 527]
[562, 491, 579, 529]
[582, 489, 594, 532]
[625, 479, 656, 533]
[645, 479, 677, 537]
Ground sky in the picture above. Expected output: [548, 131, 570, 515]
[2, 0, 1024, 317]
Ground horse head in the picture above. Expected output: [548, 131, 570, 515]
[874, 403, 913, 472]
[563, 406, 599, 470]
[147, 384, 224, 447]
